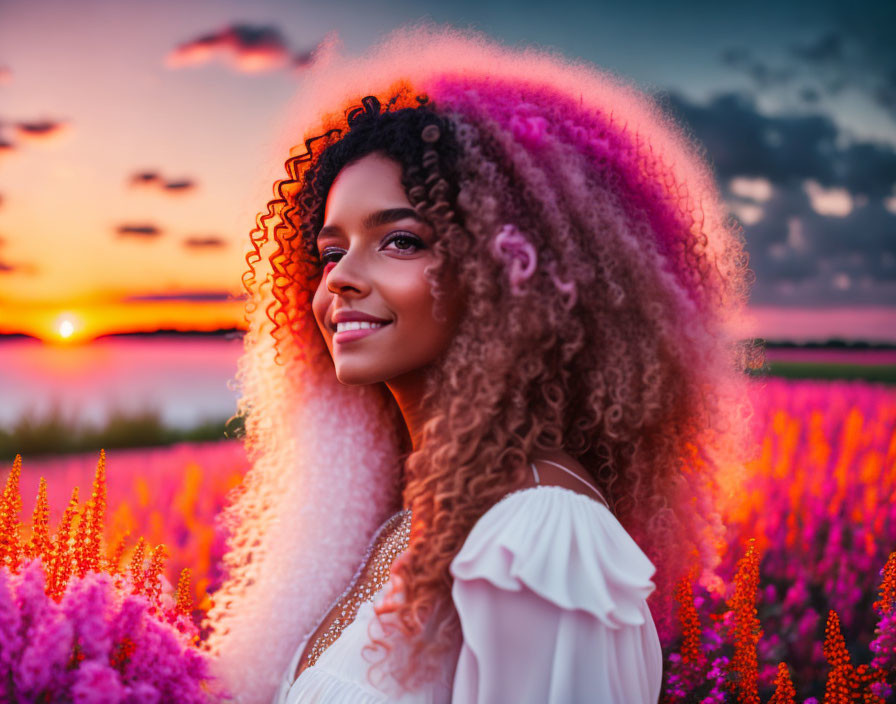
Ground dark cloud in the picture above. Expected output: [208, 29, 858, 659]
[655, 90, 896, 307]
[183, 236, 226, 249]
[719, 47, 795, 89]
[293, 49, 314, 69]
[167, 24, 329, 75]
[130, 171, 161, 186]
[115, 224, 162, 239]
[163, 180, 195, 192]
[658, 91, 839, 185]
[746, 62, 795, 89]
[167, 24, 292, 73]
[0, 140, 12, 154]
[724, 26, 896, 123]
[720, 47, 751, 69]
[122, 290, 236, 302]
[129, 171, 196, 193]
[658, 90, 896, 197]
[799, 87, 821, 104]
[791, 32, 845, 64]
[0, 260, 19, 273]
[14, 120, 67, 142]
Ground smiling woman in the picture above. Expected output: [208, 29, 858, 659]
[201, 24, 756, 704]
[311, 154, 463, 419]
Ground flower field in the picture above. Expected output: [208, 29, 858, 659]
[1, 377, 895, 702]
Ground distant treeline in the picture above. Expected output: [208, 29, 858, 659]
[1, 331, 894, 348]
[0, 406, 245, 462]
[759, 339, 896, 349]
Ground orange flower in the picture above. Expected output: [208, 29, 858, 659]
[729, 537, 762, 704]
[768, 662, 796, 704]
[674, 574, 704, 666]
[873, 551, 895, 617]
[822, 610, 858, 704]
[175, 568, 195, 618]
[0, 455, 23, 570]
[24, 477, 51, 564]
[46, 486, 79, 600]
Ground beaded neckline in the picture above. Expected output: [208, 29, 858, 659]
[291, 508, 412, 684]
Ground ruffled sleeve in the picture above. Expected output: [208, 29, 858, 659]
[449, 487, 663, 704]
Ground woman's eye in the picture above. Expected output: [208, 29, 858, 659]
[317, 232, 424, 266]
[382, 232, 424, 254]
[319, 248, 344, 265]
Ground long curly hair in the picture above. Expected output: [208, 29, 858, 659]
[203, 24, 760, 703]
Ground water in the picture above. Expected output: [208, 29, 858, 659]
[0, 336, 243, 430]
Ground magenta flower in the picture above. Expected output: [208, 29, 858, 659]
[0, 558, 223, 702]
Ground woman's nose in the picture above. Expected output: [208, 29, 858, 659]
[325, 251, 369, 296]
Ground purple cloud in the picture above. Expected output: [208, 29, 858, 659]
[167, 24, 292, 73]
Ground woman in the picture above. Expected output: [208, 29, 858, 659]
[202, 24, 756, 704]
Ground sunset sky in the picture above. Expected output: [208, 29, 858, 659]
[1, 0, 894, 343]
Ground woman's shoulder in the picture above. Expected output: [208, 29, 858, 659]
[449, 476, 657, 627]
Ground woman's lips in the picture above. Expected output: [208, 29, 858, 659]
[333, 322, 391, 345]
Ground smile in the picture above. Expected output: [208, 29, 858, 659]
[334, 321, 391, 344]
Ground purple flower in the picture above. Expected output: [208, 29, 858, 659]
[1, 559, 214, 702]
[14, 598, 74, 698]
[62, 572, 115, 660]
[71, 660, 126, 703]
[0, 568, 23, 681]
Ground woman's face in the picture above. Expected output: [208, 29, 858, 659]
[311, 152, 461, 386]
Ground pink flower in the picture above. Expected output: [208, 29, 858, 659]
[71, 660, 126, 703]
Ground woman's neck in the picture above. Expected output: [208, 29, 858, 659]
[385, 367, 432, 453]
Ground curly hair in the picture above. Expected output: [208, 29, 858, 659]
[204, 24, 760, 703]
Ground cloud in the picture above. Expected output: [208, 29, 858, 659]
[0, 67, 10, 84]
[0, 140, 12, 155]
[115, 224, 162, 239]
[657, 90, 896, 306]
[183, 236, 227, 249]
[724, 25, 896, 123]
[130, 171, 160, 186]
[803, 180, 853, 217]
[659, 90, 896, 197]
[885, 187, 896, 215]
[167, 24, 292, 73]
[122, 290, 238, 302]
[129, 171, 196, 193]
[718, 47, 795, 89]
[14, 120, 68, 143]
[791, 32, 845, 64]
[745, 62, 795, 89]
[163, 180, 195, 192]
[729, 177, 774, 202]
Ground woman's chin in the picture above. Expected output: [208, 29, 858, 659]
[334, 365, 386, 386]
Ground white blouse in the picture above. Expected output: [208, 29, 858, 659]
[273, 483, 663, 704]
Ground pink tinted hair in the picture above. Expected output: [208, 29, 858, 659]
[203, 23, 758, 703]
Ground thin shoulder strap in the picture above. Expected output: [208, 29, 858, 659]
[530, 460, 609, 508]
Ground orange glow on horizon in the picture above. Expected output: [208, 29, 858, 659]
[1, 299, 246, 342]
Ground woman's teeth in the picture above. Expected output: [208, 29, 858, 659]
[336, 321, 386, 333]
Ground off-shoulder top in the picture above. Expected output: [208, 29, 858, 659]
[272, 462, 663, 703]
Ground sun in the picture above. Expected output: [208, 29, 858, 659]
[53, 312, 83, 343]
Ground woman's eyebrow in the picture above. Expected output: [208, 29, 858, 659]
[317, 207, 423, 241]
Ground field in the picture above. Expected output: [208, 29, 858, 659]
[4, 375, 895, 701]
